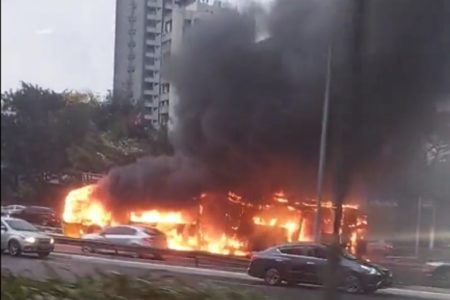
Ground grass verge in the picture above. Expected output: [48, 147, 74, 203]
[1, 269, 261, 300]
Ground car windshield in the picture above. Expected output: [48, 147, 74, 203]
[5, 219, 39, 232]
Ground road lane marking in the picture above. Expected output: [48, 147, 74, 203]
[378, 288, 450, 300]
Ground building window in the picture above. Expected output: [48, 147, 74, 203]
[146, 32, 157, 40]
[146, 57, 156, 65]
[162, 83, 170, 93]
[148, 8, 158, 15]
[147, 20, 158, 27]
[164, 21, 172, 33]
[146, 45, 156, 53]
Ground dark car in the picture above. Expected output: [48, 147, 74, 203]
[424, 261, 450, 288]
[10, 206, 61, 227]
[248, 242, 393, 294]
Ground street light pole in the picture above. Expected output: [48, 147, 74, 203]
[415, 197, 423, 257]
[429, 201, 436, 250]
[314, 45, 333, 243]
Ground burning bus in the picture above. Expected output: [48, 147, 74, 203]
[62, 185, 367, 256]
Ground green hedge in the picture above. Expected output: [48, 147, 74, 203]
[1, 270, 261, 300]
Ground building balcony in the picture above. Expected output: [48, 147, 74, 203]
[143, 113, 158, 121]
[144, 100, 154, 108]
[144, 76, 159, 83]
[146, 25, 160, 33]
[146, 38, 161, 46]
[147, 12, 162, 20]
[160, 92, 170, 102]
[147, 0, 162, 7]
[161, 33, 171, 43]
[144, 64, 159, 71]
[159, 105, 169, 114]
[143, 89, 159, 96]
[145, 51, 159, 58]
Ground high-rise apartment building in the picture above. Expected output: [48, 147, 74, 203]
[113, 0, 230, 127]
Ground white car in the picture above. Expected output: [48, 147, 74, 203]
[81, 225, 168, 258]
[2, 205, 26, 215]
[1, 217, 55, 258]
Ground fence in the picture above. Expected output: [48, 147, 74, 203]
[51, 235, 250, 270]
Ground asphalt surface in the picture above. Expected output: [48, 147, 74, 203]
[2, 253, 449, 300]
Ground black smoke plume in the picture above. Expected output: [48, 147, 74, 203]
[101, 0, 450, 209]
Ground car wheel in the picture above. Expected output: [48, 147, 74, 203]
[38, 252, 50, 258]
[264, 268, 282, 286]
[8, 240, 22, 257]
[342, 274, 363, 294]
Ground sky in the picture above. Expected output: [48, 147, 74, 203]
[1, 0, 273, 94]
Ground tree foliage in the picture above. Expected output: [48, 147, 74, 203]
[1, 83, 171, 201]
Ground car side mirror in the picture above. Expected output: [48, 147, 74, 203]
[1, 225, 7, 232]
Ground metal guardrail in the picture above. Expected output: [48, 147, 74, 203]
[35, 225, 64, 235]
[51, 235, 250, 269]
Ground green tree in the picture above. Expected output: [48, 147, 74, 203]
[1, 83, 174, 202]
[1, 84, 99, 200]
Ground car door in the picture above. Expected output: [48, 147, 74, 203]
[101, 226, 122, 245]
[115, 227, 138, 245]
[303, 246, 329, 284]
[1, 220, 9, 250]
[279, 246, 311, 282]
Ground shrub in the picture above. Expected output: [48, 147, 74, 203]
[1, 270, 261, 300]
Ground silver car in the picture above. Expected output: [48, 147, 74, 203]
[1, 204, 26, 216]
[1, 217, 55, 258]
[81, 225, 168, 258]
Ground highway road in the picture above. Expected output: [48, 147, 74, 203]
[53, 243, 428, 285]
[2, 253, 449, 300]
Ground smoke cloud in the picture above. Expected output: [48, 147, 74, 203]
[101, 0, 450, 208]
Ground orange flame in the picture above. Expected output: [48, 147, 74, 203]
[63, 185, 111, 226]
[63, 186, 248, 255]
[130, 211, 185, 224]
[62, 185, 366, 256]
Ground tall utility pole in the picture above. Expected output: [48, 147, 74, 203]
[324, 0, 366, 299]
[429, 201, 436, 250]
[314, 45, 333, 243]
